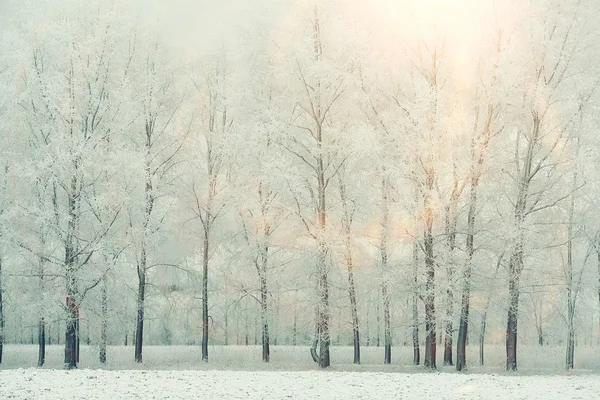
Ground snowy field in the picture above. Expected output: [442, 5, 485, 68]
[3, 344, 600, 373]
[2, 345, 600, 399]
[1, 369, 599, 400]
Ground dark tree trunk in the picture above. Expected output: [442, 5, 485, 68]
[597, 238, 600, 345]
[38, 318, 45, 367]
[202, 226, 210, 362]
[100, 277, 108, 364]
[64, 295, 79, 369]
[0, 255, 4, 364]
[479, 311, 487, 366]
[260, 266, 270, 362]
[506, 254, 521, 371]
[443, 285, 453, 366]
[382, 282, 391, 364]
[134, 250, 146, 363]
[456, 187, 476, 371]
[316, 240, 330, 368]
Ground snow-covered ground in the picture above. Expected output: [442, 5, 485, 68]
[2, 345, 600, 399]
[3, 344, 600, 373]
[0, 369, 598, 400]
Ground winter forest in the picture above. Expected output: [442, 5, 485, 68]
[1, 0, 600, 383]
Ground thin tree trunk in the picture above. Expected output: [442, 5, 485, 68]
[202, 225, 210, 361]
[479, 312, 486, 366]
[100, 277, 108, 364]
[456, 187, 476, 371]
[37, 256, 46, 367]
[565, 145, 578, 370]
[0, 255, 3, 364]
[366, 303, 370, 347]
[443, 170, 460, 366]
[376, 289, 380, 348]
[456, 103, 495, 371]
[597, 236, 600, 345]
[381, 178, 392, 364]
[259, 258, 270, 362]
[338, 174, 360, 364]
[412, 201, 420, 365]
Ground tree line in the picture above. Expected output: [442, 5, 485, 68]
[0, 0, 599, 371]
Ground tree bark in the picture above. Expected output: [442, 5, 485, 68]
[259, 256, 270, 362]
[38, 318, 46, 367]
[338, 174, 360, 364]
[505, 112, 539, 371]
[0, 255, 3, 364]
[64, 165, 81, 369]
[597, 235, 600, 345]
[202, 225, 210, 361]
[380, 178, 392, 365]
[100, 277, 108, 364]
[456, 103, 495, 371]
[412, 240, 420, 365]
[134, 246, 146, 363]
[423, 184, 436, 369]
[443, 169, 461, 366]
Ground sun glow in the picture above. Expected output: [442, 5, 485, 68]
[341, 0, 511, 90]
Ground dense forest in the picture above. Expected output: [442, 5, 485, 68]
[0, 0, 599, 372]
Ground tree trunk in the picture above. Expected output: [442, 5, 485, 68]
[64, 170, 80, 369]
[316, 239, 330, 368]
[202, 225, 209, 362]
[64, 295, 79, 369]
[479, 311, 487, 366]
[506, 240, 524, 371]
[365, 303, 370, 347]
[37, 256, 47, 367]
[338, 174, 360, 364]
[597, 236, 600, 345]
[383, 283, 392, 365]
[259, 263, 270, 362]
[37, 318, 46, 367]
[134, 247, 146, 363]
[376, 290, 380, 347]
[0, 255, 3, 364]
[412, 227, 420, 365]
[380, 178, 392, 365]
[565, 158, 578, 370]
[100, 277, 108, 364]
[456, 103, 495, 371]
[443, 177, 460, 366]
[456, 187, 477, 371]
[423, 188, 436, 369]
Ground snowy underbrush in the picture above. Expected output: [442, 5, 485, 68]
[2, 344, 600, 374]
